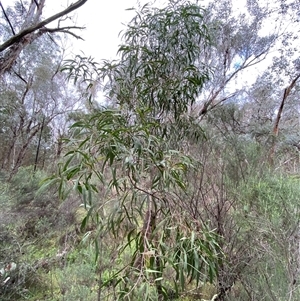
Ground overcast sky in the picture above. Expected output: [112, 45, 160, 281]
[49, 0, 164, 61]
[65, 0, 148, 61]
[1, 0, 247, 63]
[1, 0, 250, 62]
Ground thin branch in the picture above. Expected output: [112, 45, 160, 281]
[44, 26, 86, 40]
[199, 37, 277, 118]
[13, 70, 28, 84]
[33, 0, 39, 9]
[52, 30, 83, 40]
[0, 1, 16, 35]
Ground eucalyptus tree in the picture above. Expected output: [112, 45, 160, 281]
[54, 1, 222, 300]
[0, 0, 88, 175]
[225, 0, 300, 166]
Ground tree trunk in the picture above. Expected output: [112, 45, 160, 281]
[269, 74, 300, 164]
[34, 116, 45, 172]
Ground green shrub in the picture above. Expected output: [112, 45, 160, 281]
[231, 172, 300, 300]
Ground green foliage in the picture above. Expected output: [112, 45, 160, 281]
[53, 252, 98, 301]
[3, 1, 300, 300]
[114, 1, 210, 119]
[49, 102, 221, 298]
[0, 166, 84, 301]
[230, 172, 300, 300]
[64, 1, 211, 120]
[10, 167, 46, 205]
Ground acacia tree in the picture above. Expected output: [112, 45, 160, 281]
[52, 1, 223, 300]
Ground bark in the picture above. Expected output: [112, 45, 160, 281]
[1, 83, 30, 169]
[8, 123, 42, 180]
[198, 43, 274, 118]
[269, 73, 300, 164]
[133, 209, 156, 269]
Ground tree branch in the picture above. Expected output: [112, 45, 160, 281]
[44, 26, 86, 40]
[0, 0, 88, 53]
[33, 0, 39, 9]
[269, 73, 300, 165]
[0, 1, 16, 35]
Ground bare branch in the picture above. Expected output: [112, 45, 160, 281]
[44, 26, 86, 40]
[0, 1, 16, 35]
[33, 0, 39, 9]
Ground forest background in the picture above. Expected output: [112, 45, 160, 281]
[1, 0, 300, 300]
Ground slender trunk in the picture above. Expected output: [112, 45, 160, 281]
[269, 74, 300, 164]
[34, 116, 45, 172]
[56, 133, 63, 158]
[133, 208, 156, 269]
[2, 136, 16, 169]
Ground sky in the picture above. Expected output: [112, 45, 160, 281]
[43, 0, 265, 87]
[47, 0, 160, 61]
[63, 0, 147, 61]
[1, 0, 256, 65]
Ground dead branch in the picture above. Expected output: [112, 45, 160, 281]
[43, 26, 86, 40]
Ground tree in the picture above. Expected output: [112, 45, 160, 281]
[187, 0, 300, 121]
[51, 1, 222, 300]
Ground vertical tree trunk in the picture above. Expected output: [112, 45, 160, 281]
[269, 74, 300, 164]
[34, 116, 45, 172]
